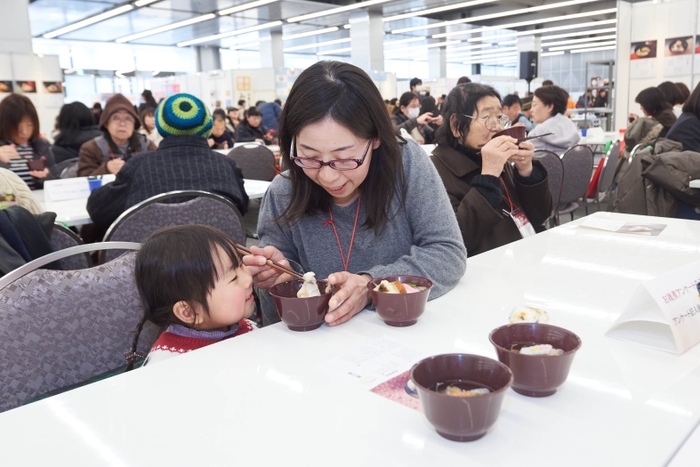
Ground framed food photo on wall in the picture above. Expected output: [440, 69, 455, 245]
[630, 40, 657, 79]
[0, 81, 12, 93]
[16, 81, 36, 93]
[664, 36, 693, 76]
[43, 81, 63, 94]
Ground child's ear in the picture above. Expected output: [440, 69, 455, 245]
[172, 301, 200, 326]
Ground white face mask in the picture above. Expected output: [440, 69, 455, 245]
[408, 107, 420, 119]
[415, 85, 423, 92]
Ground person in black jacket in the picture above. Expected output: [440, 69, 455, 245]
[52, 102, 102, 164]
[236, 107, 273, 144]
[87, 93, 249, 233]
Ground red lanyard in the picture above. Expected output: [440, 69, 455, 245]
[108, 146, 135, 160]
[324, 194, 361, 271]
[500, 178, 516, 213]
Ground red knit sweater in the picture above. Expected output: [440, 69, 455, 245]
[146, 319, 257, 365]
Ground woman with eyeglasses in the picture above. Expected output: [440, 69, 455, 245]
[431, 83, 552, 257]
[527, 85, 580, 154]
[78, 94, 156, 176]
[243, 61, 467, 326]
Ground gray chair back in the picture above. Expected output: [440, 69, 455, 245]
[534, 150, 564, 208]
[559, 145, 594, 206]
[54, 157, 79, 179]
[49, 223, 92, 270]
[227, 144, 277, 181]
[0, 243, 159, 413]
[101, 190, 246, 263]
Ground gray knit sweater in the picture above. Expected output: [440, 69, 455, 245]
[257, 139, 467, 324]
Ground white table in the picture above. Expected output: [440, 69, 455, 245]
[35, 179, 272, 227]
[579, 131, 620, 145]
[690, 179, 700, 189]
[1, 211, 700, 466]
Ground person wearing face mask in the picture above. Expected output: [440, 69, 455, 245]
[391, 92, 435, 144]
[431, 83, 552, 256]
[410, 77, 424, 103]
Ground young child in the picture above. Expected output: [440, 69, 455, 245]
[133, 225, 257, 365]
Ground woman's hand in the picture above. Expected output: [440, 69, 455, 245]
[242, 245, 293, 289]
[30, 168, 49, 179]
[416, 112, 433, 125]
[509, 140, 535, 177]
[428, 115, 444, 126]
[106, 158, 125, 174]
[324, 272, 372, 326]
[480, 135, 519, 177]
[0, 144, 19, 164]
[207, 138, 215, 148]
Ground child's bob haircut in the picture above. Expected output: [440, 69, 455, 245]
[134, 225, 243, 328]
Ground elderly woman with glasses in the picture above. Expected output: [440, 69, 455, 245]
[78, 94, 156, 176]
[431, 83, 552, 257]
[243, 61, 467, 326]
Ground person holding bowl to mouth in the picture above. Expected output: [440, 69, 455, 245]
[431, 83, 552, 257]
[244, 61, 467, 326]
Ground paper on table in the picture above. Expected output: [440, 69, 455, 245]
[580, 218, 667, 236]
[316, 336, 432, 411]
[606, 259, 700, 354]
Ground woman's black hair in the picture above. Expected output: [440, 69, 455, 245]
[0, 93, 40, 143]
[141, 89, 158, 109]
[636, 87, 672, 117]
[394, 91, 419, 115]
[657, 81, 684, 106]
[675, 82, 691, 104]
[212, 108, 227, 120]
[277, 60, 406, 235]
[681, 81, 700, 117]
[139, 106, 156, 131]
[246, 107, 261, 118]
[53, 101, 95, 146]
[533, 85, 568, 116]
[130, 225, 243, 361]
[434, 83, 501, 148]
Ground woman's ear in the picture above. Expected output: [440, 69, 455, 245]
[450, 114, 462, 139]
[172, 301, 200, 326]
[372, 138, 381, 150]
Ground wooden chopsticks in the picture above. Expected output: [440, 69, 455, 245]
[235, 244, 305, 281]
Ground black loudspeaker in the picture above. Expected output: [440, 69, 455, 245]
[519, 51, 538, 80]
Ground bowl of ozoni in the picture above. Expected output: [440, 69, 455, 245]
[269, 279, 333, 331]
[410, 353, 513, 442]
[489, 323, 582, 397]
[367, 275, 432, 326]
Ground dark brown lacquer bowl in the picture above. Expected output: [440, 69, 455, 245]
[410, 353, 513, 442]
[489, 323, 582, 397]
[493, 126, 526, 140]
[269, 279, 333, 332]
[367, 275, 433, 327]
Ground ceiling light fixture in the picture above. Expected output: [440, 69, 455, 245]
[134, 0, 160, 6]
[288, 0, 393, 23]
[383, 40, 461, 55]
[384, 36, 427, 46]
[540, 27, 617, 41]
[570, 44, 616, 53]
[498, 40, 518, 45]
[467, 19, 617, 42]
[445, 42, 493, 52]
[283, 37, 351, 52]
[432, 7, 617, 39]
[115, 13, 216, 43]
[391, 0, 603, 35]
[451, 50, 519, 60]
[230, 41, 261, 50]
[542, 34, 616, 47]
[177, 20, 283, 46]
[283, 27, 339, 41]
[549, 40, 615, 51]
[219, 0, 279, 16]
[43, 4, 134, 38]
[317, 47, 353, 55]
[541, 51, 565, 56]
[384, 0, 497, 23]
[151, 70, 160, 76]
[463, 55, 518, 64]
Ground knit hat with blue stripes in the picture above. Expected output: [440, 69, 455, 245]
[155, 93, 213, 139]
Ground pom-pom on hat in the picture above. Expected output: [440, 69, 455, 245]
[155, 93, 213, 139]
